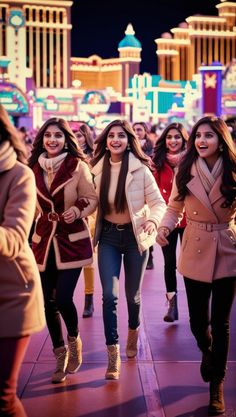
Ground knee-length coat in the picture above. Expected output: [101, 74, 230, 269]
[31, 154, 98, 272]
[158, 163, 236, 282]
[0, 144, 45, 338]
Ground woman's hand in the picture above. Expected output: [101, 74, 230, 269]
[142, 220, 156, 235]
[62, 207, 77, 224]
[156, 226, 170, 246]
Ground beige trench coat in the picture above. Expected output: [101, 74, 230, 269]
[159, 163, 236, 282]
[0, 161, 45, 338]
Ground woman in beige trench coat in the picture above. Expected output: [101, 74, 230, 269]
[157, 116, 236, 415]
[0, 105, 45, 417]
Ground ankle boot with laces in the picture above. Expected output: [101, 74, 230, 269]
[52, 346, 69, 383]
[208, 379, 225, 415]
[126, 328, 139, 358]
[67, 334, 82, 373]
[105, 344, 121, 380]
[163, 293, 178, 322]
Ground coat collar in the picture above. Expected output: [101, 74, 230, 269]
[33, 154, 79, 199]
[187, 163, 223, 214]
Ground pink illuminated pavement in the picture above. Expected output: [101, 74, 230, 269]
[18, 243, 236, 417]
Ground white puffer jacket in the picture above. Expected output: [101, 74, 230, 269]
[92, 152, 166, 253]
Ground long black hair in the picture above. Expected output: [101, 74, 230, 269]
[28, 117, 87, 168]
[91, 119, 150, 214]
[0, 104, 27, 164]
[175, 116, 236, 207]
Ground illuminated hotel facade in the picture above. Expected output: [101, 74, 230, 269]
[155, 1, 236, 81]
[0, 0, 235, 126]
[0, 0, 72, 90]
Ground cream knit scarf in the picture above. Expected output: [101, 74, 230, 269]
[195, 156, 223, 195]
[0, 141, 17, 173]
[38, 152, 68, 188]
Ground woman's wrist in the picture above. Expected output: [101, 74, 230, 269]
[157, 226, 170, 236]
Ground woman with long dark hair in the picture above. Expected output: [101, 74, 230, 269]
[152, 122, 188, 322]
[157, 116, 236, 415]
[90, 119, 166, 380]
[28, 117, 97, 384]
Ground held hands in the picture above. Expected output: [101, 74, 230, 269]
[142, 220, 156, 235]
[156, 226, 170, 246]
[62, 207, 77, 224]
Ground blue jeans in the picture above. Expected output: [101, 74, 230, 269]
[98, 220, 148, 345]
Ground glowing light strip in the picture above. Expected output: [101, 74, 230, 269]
[186, 16, 226, 22]
[156, 50, 178, 55]
[155, 39, 190, 45]
[26, 22, 72, 29]
[188, 29, 235, 37]
[1, 0, 72, 6]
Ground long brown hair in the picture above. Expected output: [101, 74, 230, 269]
[90, 119, 150, 215]
[152, 122, 188, 170]
[0, 104, 27, 164]
[28, 117, 87, 168]
[175, 116, 236, 207]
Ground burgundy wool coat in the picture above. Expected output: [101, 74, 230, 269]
[31, 154, 98, 272]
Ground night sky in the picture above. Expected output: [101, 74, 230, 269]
[71, 0, 220, 74]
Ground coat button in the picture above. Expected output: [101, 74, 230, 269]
[195, 237, 200, 241]
[213, 237, 217, 241]
[197, 249, 201, 254]
[193, 211, 198, 215]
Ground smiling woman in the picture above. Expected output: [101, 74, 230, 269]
[28, 117, 98, 384]
[156, 116, 236, 414]
[90, 119, 166, 380]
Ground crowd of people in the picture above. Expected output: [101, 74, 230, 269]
[0, 103, 235, 416]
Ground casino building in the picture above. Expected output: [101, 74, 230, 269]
[0, 0, 235, 126]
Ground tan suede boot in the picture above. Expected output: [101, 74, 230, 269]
[126, 328, 139, 358]
[105, 344, 121, 380]
[208, 379, 225, 415]
[52, 346, 68, 383]
[67, 334, 82, 373]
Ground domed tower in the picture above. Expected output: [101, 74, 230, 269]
[118, 23, 142, 95]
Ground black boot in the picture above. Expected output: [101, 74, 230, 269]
[208, 379, 225, 415]
[163, 293, 178, 322]
[82, 294, 94, 318]
[200, 348, 214, 382]
[146, 250, 154, 270]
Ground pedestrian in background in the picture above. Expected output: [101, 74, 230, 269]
[152, 122, 188, 322]
[0, 104, 45, 417]
[157, 116, 236, 415]
[28, 117, 97, 383]
[91, 119, 166, 380]
[69, 121, 96, 318]
[133, 121, 155, 269]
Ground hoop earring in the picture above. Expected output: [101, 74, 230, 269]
[127, 144, 130, 150]
[219, 145, 223, 152]
[64, 143, 68, 149]
[105, 146, 108, 150]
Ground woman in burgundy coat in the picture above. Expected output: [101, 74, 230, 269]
[157, 116, 236, 415]
[28, 118, 97, 384]
[152, 123, 188, 322]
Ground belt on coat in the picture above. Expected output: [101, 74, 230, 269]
[47, 211, 60, 221]
[186, 219, 231, 232]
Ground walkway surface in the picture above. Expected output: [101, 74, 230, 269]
[19, 244, 236, 417]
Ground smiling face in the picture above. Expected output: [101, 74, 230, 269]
[195, 123, 220, 169]
[106, 125, 128, 162]
[165, 128, 184, 154]
[43, 124, 66, 158]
